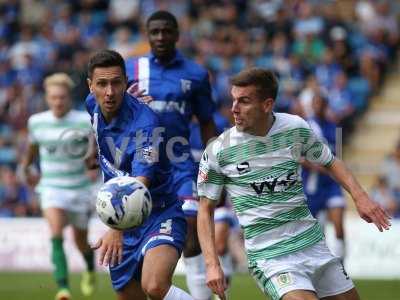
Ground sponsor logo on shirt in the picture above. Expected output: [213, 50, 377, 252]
[236, 161, 251, 174]
[250, 171, 298, 195]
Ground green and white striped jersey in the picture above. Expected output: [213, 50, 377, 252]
[197, 113, 335, 263]
[28, 110, 93, 192]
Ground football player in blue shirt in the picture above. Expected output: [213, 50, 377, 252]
[86, 49, 194, 300]
[302, 93, 347, 259]
[126, 11, 217, 299]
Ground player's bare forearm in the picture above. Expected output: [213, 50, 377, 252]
[326, 158, 366, 200]
[20, 143, 38, 170]
[327, 158, 391, 231]
[19, 143, 39, 185]
[198, 197, 227, 299]
[197, 197, 220, 268]
[200, 119, 217, 147]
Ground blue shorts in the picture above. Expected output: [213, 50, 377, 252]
[109, 200, 187, 291]
[307, 184, 344, 217]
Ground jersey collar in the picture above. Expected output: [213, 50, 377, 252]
[149, 50, 184, 66]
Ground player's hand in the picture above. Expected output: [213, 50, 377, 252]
[91, 229, 123, 267]
[206, 264, 227, 300]
[127, 83, 153, 104]
[355, 192, 391, 232]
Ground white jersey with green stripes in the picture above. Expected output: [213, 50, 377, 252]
[197, 113, 335, 263]
[28, 110, 93, 193]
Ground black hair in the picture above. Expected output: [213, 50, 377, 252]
[87, 49, 126, 79]
[146, 10, 178, 29]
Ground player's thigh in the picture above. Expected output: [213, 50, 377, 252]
[313, 256, 354, 298]
[282, 289, 318, 300]
[43, 207, 68, 236]
[321, 288, 360, 300]
[214, 221, 230, 255]
[71, 225, 90, 251]
[327, 207, 345, 227]
[183, 215, 201, 256]
[117, 277, 147, 300]
[141, 244, 179, 291]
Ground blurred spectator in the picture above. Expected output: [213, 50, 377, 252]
[370, 176, 399, 218]
[0, 166, 37, 217]
[380, 140, 400, 204]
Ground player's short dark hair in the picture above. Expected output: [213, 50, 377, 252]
[87, 49, 126, 79]
[230, 68, 279, 101]
[146, 10, 178, 29]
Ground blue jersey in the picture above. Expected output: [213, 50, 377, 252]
[125, 51, 215, 178]
[303, 117, 342, 214]
[86, 93, 176, 209]
[190, 111, 230, 163]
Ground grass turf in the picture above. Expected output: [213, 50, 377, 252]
[0, 272, 398, 300]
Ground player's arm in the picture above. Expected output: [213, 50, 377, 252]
[193, 71, 217, 146]
[199, 118, 217, 147]
[19, 141, 39, 186]
[301, 117, 390, 232]
[300, 158, 330, 175]
[326, 158, 391, 231]
[198, 196, 227, 300]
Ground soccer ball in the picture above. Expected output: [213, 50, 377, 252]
[96, 176, 152, 230]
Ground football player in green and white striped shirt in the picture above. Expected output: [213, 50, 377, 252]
[20, 73, 97, 300]
[197, 68, 390, 300]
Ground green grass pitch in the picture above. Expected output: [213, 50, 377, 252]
[0, 272, 398, 299]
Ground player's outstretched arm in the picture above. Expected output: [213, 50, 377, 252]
[198, 197, 227, 300]
[326, 158, 391, 232]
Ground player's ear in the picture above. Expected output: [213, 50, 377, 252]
[263, 98, 274, 113]
[87, 78, 93, 93]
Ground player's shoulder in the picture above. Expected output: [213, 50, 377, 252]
[274, 112, 310, 130]
[206, 126, 235, 155]
[125, 94, 160, 128]
[28, 110, 52, 125]
[68, 109, 91, 122]
[180, 54, 208, 79]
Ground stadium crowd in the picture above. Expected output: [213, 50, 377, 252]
[0, 0, 399, 217]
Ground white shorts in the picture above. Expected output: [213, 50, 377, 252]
[214, 206, 238, 229]
[39, 188, 94, 229]
[327, 195, 346, 209]
[249, 241, 354, 300]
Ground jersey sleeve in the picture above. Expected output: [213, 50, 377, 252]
[197, 143, 225, 201]
[192, 71, 215, 123]
[300, 119, 335, 167]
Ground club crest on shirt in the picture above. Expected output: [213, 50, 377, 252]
[181, 79, 192, 93]
[140, 146, 157, 163]
[276, 272, 293, 288]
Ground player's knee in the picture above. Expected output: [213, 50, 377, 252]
[283, 293, 317, 300]
[142, 280, 170, 299]
[215, 238, 228, 256]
